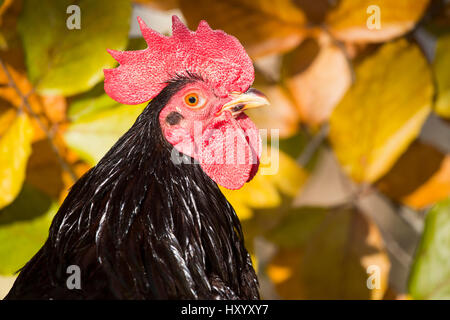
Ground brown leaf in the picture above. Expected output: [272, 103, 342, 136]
[179, 0, 307, 58]
[246, 70, 300, 138]
[292, 0, 333, 24]
[0, 0, 22, 49]
[26, 131, 87, 202]
[267, 207, 390, 299]
[403, 156, 450, 209]
[132, 0, 179, 11]
[282, 36, 352, 126]
[383, 286, 412, 300]
[25, 139, 64, 200]
[376, 140, 450, 209]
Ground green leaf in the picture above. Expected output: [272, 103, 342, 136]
[277, 131, 309, 160]
[64, 103, 146, 165]
[18, 0, 131, 96]
[0, 184, 57, 275]
[434, 33, 450, 119]
[266, 207, 327, 247]
[0, 113, 33, 210]
[67, 36, 151, 121]
[329, 39, 433, 183]
[409, 198, 450, 299]
[68, 82, 119, 121]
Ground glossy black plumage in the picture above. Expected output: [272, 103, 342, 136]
[5, 77, 259, 300]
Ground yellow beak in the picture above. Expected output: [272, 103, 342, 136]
[218, 88, 269, 117]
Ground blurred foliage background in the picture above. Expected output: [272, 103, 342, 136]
[0, 0, 450, 300]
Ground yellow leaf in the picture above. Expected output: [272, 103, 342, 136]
[0, 105, 16, 137]
[0, 113, 33, 209]
[270, 148, 308, 197]
[434, 33, 450, 119]
[250, 253, 259, 275]
[326, 0, 430, 42]
[220, 190, 254, 220]
[282, 36, 352, 126]
[329, 39, 433, 183]
[266, 264, 292, 284]
[179, 0, 306, 58]
[221, 148, 308, 220]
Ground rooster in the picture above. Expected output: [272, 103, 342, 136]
[5, 16, 268, 300]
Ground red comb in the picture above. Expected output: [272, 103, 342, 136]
[104, 16, 254, 105]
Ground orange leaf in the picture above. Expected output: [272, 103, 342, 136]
[326, 0, 430, 43]
[179, 0, 307, 58]
[282, 36, 352, 126]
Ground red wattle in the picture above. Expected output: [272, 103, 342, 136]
[198, 112, 261, 190]
[235, 113, 261, 182]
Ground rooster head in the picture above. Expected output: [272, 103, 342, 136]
[104, 16, 269, 190]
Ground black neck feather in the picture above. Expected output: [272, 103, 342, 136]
[7, 78, 259, 300]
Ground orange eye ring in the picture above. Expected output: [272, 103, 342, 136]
[184, 93, 200, 107]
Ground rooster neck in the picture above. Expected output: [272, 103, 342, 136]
[16, 79, 259, 300]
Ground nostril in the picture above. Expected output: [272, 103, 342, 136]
[232, 104, 245, 113]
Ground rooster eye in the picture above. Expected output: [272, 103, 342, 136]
[184, 93, 205, 108]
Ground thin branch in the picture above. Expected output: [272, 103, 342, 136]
[297, 123, 329, 166]
[382, 230, 413, 269]
[0, 58, 78, 183]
